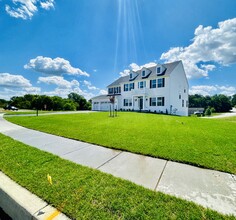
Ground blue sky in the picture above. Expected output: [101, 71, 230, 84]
[0, 0, 236, 100]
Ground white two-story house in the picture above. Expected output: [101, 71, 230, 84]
[92, 60, 189, 116]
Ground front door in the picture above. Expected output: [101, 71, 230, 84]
[139, 97, 143, 110]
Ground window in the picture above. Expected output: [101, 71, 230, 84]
[182, 100, 184, 107]
[138, 81, 146, 89]
[124, 99, 132, 107]
[142, 70, 145, 77]
[179, 94, 181, 99]
[124, 99, 128, 106]
[129, 99, 132, 106]
[118, 87, 121, 93]
[114, 87, 118, 94]
[129, 73, 132, 79]
[157, 97, 165, 106]
[108, 88, 113, 94]
[184, 89, 186, 93]
[129, 83, 134, 90]
[124, 84, 129, 91]
[149, 97, 156, 106]
[157, 78, 165, 88]
[157, 67, 161, 74]
[150, 79, 157, 88]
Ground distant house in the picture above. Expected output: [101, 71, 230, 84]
[91, 60, 189, 116]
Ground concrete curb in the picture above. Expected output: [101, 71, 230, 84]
[0, 172, 70, 220]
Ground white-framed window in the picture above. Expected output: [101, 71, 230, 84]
[129, 83, 134, 90]
[123, 99, 132, 107]
[124, 84, 129, 91]
[108, 88, 113, 94]
[150, 79, 157, 88]
[129, 99, 132, 106]
[157, 67, 161, 74]
[129, 73, 132, 79]
[149, 97, 156, 106]
[138, 81, 146, 89]
[179, 94, 181, 99]
[142, 70, 145, 77]
[157, 78, 165, 88]
[157, 97, 165, 106]
[182, 100, 184, 107]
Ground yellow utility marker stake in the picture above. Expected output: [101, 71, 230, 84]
[45, 210, 61, 220]
[47, 174, 53, 185]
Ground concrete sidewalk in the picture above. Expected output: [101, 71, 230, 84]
[0, 114, 235, 217]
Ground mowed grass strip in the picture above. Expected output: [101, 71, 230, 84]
[0, 133, 234, 219]
[6, 112, 236, 174]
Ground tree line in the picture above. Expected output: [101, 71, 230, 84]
[0, 93, 91, 111]
[189, 94, 236, 112]
[1, 93, 236, 113]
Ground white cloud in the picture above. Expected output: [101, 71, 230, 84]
[119, 62, 158, 77]
[5, 0, 54, 20]
[190, 85, 236, 96]
[38, 76, 95, 100]
[99, 89, 107, 95]
[38, 76, 75, 89]
[161, 18, 236, 79]
[0, 73, 32, 87]
[83, 80, 98, 90]
[119, 69, 130, 77]
[24, 56, 89, 77]
[0, 73, 41, 100]
[40, 0, 54, 10]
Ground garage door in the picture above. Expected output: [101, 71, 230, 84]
[93, 102, 99, 111]
[100, 101, 110, 111]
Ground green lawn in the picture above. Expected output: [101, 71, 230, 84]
[0, 133, 234, 219]
[4, 110, 61, 115]
[5, 112, 236, 174]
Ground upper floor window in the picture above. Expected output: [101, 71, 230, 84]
[124, 84, 129, 91]
[142, 70, 145, 77]
[157, 67, 161, 74]
[129, 73, 132, 79]
[138, 81, 146, 89]
[157, 78, 165, 88]
[150, 79, 157, 89]
[129, 83, 134, 90]
[182, 100, 184, 107]
[157, 97, 165, 106]
[149, 97, 156, 106]
[179, 94, 181, 99]
[108, 88, 113, 94]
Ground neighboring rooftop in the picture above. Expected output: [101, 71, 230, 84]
[91, 95, 108, 100]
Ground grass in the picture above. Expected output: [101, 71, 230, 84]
[5, 112, 236, 174]
[0, 133, 234, 219]
[4, 110, 59, 115]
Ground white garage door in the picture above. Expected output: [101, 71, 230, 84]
[100, 101, 110, 111]
[93, 102, 99, 111]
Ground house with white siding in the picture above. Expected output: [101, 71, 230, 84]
[91, 60, 189, 116]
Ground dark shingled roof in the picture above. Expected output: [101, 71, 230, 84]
[107, 61, 181, 87]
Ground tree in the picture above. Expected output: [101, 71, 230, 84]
[0, 99, 8, 108]
[68, 92, 90, 110]
[211, 94, 232, 112]
[205, 107, 212, 116]
[231, 94, 236, 107]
